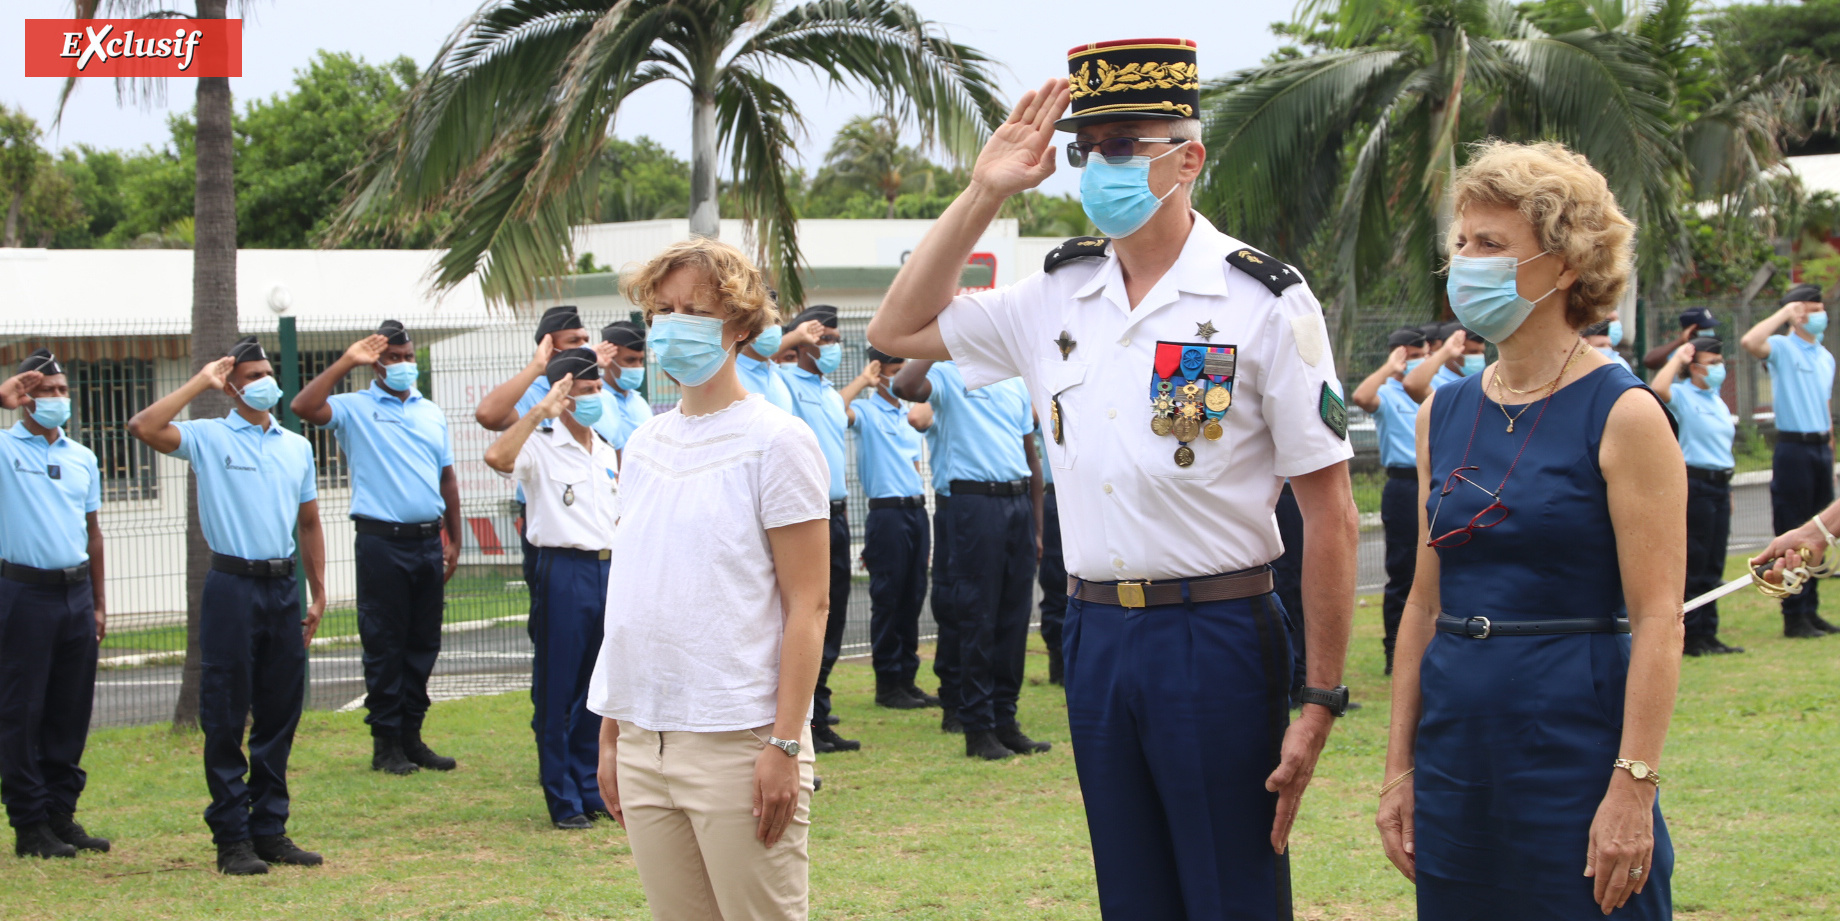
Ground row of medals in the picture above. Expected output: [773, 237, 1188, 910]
[1152, 378, 1231, 467]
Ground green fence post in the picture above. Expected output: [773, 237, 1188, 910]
[277, 317, 310, 696]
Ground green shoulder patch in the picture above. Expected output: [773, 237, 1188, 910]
[1319, 382, 1347, 440]
[1044, 236, 1111, 273]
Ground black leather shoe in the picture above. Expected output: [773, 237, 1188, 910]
[252, 834, 322, 867]
[1811, 614, 1840, 635]
[875, 676, 929, 710]
[1712, 638, 1747, 654]
[15, 823, 76, 859]
[216, 840, 269, 876]
[402, 728, 457, 771]
[904, 685, 942, 707]
[1683, 635, 1716, 656]
[940, 711, 964, 734]
[372, 735, 420, 775]
[812, 724, 861, 753]
[965, 730, 1013, 761]
[1786, 614, 1827, 639]
[995, 726, 1051, 755]
[47, 813, 109, 852]
[552, 815, 593, 831]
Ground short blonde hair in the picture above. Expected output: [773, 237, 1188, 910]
[620, 238, 780, 344]
[1449, 140, 1635, 329]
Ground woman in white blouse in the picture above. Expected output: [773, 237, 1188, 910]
[587, 238, 831, 920]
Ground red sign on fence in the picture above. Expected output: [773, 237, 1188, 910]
[23, 19, 243, 79]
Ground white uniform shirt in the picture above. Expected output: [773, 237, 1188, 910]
[513, 423, 620, 552]
[936, 212, 1353, 581]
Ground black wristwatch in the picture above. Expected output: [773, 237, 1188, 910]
[1298, 685, 1350, 717]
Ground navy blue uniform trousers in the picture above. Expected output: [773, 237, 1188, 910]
[811, 508, 851, 728]
[354, 531, 445, 738]
[1771, 440, 1834, 624]
[1380, 473, 1418, 669]
[947, 492, 1035, 733]
[1271, 484, 1307, 695]
[1685, 476, 1733, 640]
[931, 497, 962, 714]
[200, 570, 305, 845]
[865, 505, 929, 681]
[1038, 489, 1068, 659]
[0, 577, 97, 828]
[529, 548, 608, 822]
[1065, 587, 1294, 921]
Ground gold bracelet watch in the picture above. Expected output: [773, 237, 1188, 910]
[1613, 759, 1662, 786]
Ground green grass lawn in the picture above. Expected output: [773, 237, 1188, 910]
[9, 552, 1839, 920]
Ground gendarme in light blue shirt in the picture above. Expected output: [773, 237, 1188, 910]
[850, 393, 923, 499]
[925, 362, 1031, 486]
[0, 421, 100, 570]
[1432, 364, 1465, 391]
[1372, 377, 1420, 469]
[1766, 333, 1836, 433]
[326, 382, 454, 524]
[169, 413, 317, 560]
[1669, 380, 1736, 471]
[604, 385, 654, 450]
[737, 354, 794, 414]
[785, 365, 848, 501]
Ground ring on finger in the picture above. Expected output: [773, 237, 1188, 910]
[1629, 866, 1644, 880]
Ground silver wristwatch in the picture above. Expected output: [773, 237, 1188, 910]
[767, 736, 800, 758]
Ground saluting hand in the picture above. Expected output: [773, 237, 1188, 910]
[593, 341, 619, 370]
[343, 334, 389, 368]
[969, 78, 1070, 199]
[1442, 330, 1468, 358]
[0, 371, 43, 409]
[1385, 346, 1410, 374]
[1671, 343, 1695, 367]
[195, 356, 235, 391]
[782, 319, 826, 351]
[530, 332, 559, 369]
[535, 374, 574, 421]
[857, 360, 883, 387]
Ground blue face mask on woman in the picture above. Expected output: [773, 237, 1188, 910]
[570, 391, 605, 426]
[616, 365, 645, 391]
[650, 314, 731, 387]
[1700, 363, 1726, 391]
[1446, 252, 1557, 343]
[383, 360, 419, 392]
[1461, 353, 1487, 377]
[30, 396, 71, 430]
[751, 324, 783, 357]
[1805, 311, 1829, 337]
[1079, 143, 1186, 239]
[236, 376, 283, 412]
[815, 342, 842, 376]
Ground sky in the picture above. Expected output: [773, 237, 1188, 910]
[3, 0, 1300, 197]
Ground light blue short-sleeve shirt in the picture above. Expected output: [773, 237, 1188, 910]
[1766, 334, 1836, 433]
[1432, 364, 1464, 391]
[737, 355, 795, 414]
[0, 422, 101, 570]
[1669, 381, 1737, 471]
[784, 366, 848, 501]
[924, 362, 1031, 484]
[1372, 377, 1420, 469]
[169, 413, 317, 560]
[850, 394, 923, 499]
[325, 383, 453, 524]
[604, 386, 654, 450]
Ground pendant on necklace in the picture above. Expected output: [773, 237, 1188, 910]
[1505, 421, 1514, 434]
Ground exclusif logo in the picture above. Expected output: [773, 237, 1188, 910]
[23, 19, 242, 79]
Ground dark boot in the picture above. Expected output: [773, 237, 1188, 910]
[965, 730, 1013, 761]
[371, 735, 420, 775]
[1047, 646, 1065, 686]
[875, 674, 928, 710]
[47, 813, 109, 853]
[811, 724, 861, 753]
[252, 834, 323, 867]
[552, 815, 593, 831]
[1785, 611, 1826, 639]
[995, 726, 1052, 755]
[1810, 613, 1840, 635]
[1683, 634, 1716, 657]
[14, 823, 76, 859]
[1711, 638, 1747, 654]
[940, 711, 964, 734]
[402, 727, 457, 771]
[215, 840, 269, 876]
[904, 685, 942, 707]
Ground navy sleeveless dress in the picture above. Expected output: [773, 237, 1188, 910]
[1417, 364, 1673, 919]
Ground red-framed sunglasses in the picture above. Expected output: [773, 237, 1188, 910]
[1427, 465, 1511, 548]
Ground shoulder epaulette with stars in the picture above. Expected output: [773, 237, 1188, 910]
[1225, 246, 1302, 296]
[1044, 236, 1111, 274]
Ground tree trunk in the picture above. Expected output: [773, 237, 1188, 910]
[2, 186, 21, 247]
[886, 194, 897, 220]
[689, 90, 719, 238]
[173, 0, 238, 731]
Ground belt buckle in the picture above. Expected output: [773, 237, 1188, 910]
[1465, 616, 1492, 639]
[1116, 581, 1148, 609]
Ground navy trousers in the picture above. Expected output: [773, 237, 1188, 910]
[530, 548, 609, 822]
[355, 531, 445, 738]
[1685, 476, 1733, 640]
[1271, 484, 1307, 695]
[811, 509, 851, 728]
[865, 505, 929, 681]
[1038, 490, 1068, 660]
[931, 497, 962, 715]
[1770, 440, 1834, 624]
[947, 492, 1035, 733]
[1065, 588, 1294, 921]
[1380, 474, 1418, 670]
[200, 570, 306, 845]
[0, 577, 96, 828]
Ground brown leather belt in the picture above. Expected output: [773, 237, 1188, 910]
[1069, 567, 1274, 609]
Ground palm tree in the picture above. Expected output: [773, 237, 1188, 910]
[816, 114, 933, 218]
[0, 105, 42, 247]
[338, 0, 1005, 307]
[58, 0, 241, 731]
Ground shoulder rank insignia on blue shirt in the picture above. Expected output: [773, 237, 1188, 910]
[1225, 247, 1302, 296]
[1044, 236, 1111, 273]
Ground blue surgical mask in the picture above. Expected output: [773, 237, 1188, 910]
[570, 391, 605, 426]
[1404, 358, 1424, 375]
[1079, 144, 1185, 239]
[1461, 353, 1487, 377]
[236, 376, 282, 412]
[650, 314, 731, 387]
[1805, 312, 1828, 337]
[752, 324, 783, 357]
[616, 365, 645, 391]
[29, 396, 70, 430]
[815, 342, 842, 376]
[1446, 252, 1557, 343]
[383, 360, 419, 392]
[1700, 364, 1726, 390]
[1605, 319, 1624, 348]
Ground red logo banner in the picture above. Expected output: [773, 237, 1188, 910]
[23, 19, 243, 78]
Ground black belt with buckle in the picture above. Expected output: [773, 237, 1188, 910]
[1386, 466, 1417, 480]
[542, 546, 612, 561]
[950, 479, 1028, 497]
[1436, 613, 1630, 639]
[1778, 430, 1831, 445]
[829, 499, 848, 517]
[868, 496, 925, 510]
[354, 518, 442, 539]
[1687, 467, 1734, 485]
[211, 553, 296, 579]
[1070, 566, 1274, 609]
[1, 560, 90, 586]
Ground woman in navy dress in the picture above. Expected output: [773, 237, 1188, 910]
[1376, 141, 1686, 919]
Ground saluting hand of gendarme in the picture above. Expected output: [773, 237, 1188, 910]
[969, 78, 1070, 200]
[536, 373, 574, 420]
[196, 356, 235, 389]
[0, 370, 42, 409]
[343, 334, 388, 367]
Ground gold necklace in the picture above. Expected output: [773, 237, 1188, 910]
[1491, 342, 1583, 433]
[1495, 343, 1581, 394]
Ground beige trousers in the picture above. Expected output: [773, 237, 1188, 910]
[618, 722, 816, 921]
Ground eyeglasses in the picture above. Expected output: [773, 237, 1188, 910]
[1065, 137, 1188, 168]
[1426, 465, 1511, 548]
